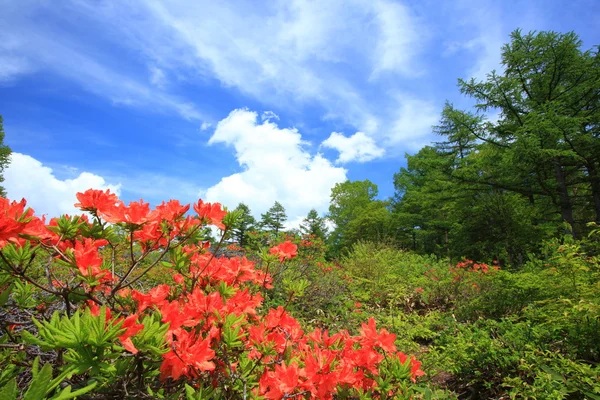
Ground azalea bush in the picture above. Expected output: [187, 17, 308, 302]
[224, 228, 353, 332]
[0, 190, 426, 399]
[250, 233, 352, 331]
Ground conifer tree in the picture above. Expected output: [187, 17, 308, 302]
[231, 203, 256, 247]
[260, 201, 287, 235]
[300, 208, 328, 241]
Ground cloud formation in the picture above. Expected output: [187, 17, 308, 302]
[0, 3, 205, 121]
[0, 0, 440, 154]
[386, 96, 441, 151]
[205, 109, 347, 225]
[3, 153, 121, 217]
[321, 132, 385, 164]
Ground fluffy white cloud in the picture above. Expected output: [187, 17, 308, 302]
[204, 109, 347, 226]
[321, 132, 385, 163]
[3, 153, 121, 217]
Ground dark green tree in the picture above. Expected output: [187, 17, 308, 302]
[393, 145, 552, 265]
[0, 116, 12, 197]
[260, 201, 287, 235]
[442, 30, 600, 237]
[231, 203, 256, 248]
[392, 146, 457, 257]
[299, 209, 328, 241]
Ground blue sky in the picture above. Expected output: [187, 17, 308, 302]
[1, 0, 599, 226]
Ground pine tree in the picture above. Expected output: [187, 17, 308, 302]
[231, 203, 256, 248]
[299, 209, 328, 241]
[260, 201, 287, 235]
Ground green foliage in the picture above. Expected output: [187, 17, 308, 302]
[131, 313, 170, 356]
[250, 232, 353, 330]
[341, 241, 448, 308]
[455, 30, 600, 234]
[12, 281, 38, 308]
[328, 180, 394, 257]
[391, 29, 600, 265]
[433, 316, 600, 399]
[326, 237, 600, 399]
[21, 308, 125, 376]
[0, 358, 97, 400]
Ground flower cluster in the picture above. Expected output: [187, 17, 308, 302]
[0, 189, 425, 398]
[447, 259, 500, 292]
[453, 259, 498, 274]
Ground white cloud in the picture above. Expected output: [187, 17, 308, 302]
[370, 0, 422, 78]
[200, 122, 212, 131]
[4, 153, 121, 217]
[0, 0, 442, 157]
[67, 0, 426, 137]
[261, 111, 279, 122]
[385, 96, 440, 151]
[321, 132, 385, 163]
[204, 108, 347, 225]
[0, 0, 559, 162]
[446, 37, 504, 82]
[0, 31, 36, 82]
[0, 55, 34, 83]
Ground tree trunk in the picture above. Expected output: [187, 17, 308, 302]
[586, 163, 600, 223]
[554, 161, 576, 237]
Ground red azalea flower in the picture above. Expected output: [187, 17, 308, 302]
[74, 189, 122, 214]
[269, 241, 298, 262]
[193, 200, 227, 230]
[119, 314, 144, 354]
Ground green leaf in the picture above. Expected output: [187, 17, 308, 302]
[23, 362, 52, 400]
[185, 384, 196, 400]
[0, 379, 17, 400]
[47, 365, 77, 394]
[51, 381, 97, 400]
[540, 365, 565, 382]
[424, 387, 433, 400]
[0, 283, 13, 306]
